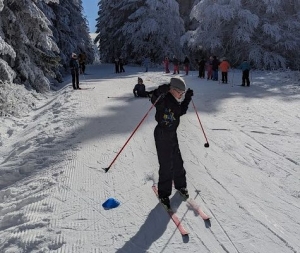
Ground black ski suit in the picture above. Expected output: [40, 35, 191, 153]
[151, 86, 192, 198]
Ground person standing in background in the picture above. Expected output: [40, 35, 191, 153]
[143, 56, 150, 72]
[114, 57, 120, 73]
[172, 55, 180, 74]
[239, 59, 251, 86]
[212, 56, 220, 81]
[183, 56, 190, 75]
[69, 53, 80, 90]
[198, 57, 206, 78]
[206, 56, 213, 80]
[163, 57, 170, 73]
[119, 57, 125, 72]
[219, 58, 230, 84]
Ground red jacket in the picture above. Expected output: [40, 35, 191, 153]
[219, 60, 230, 72]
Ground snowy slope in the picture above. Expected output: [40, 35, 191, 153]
[0, 64, 300, 253]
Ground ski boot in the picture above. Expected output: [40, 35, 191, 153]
[178, 188, 189, 200]
[160, 197, 171, 210]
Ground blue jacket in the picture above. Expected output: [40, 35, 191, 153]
[239, 61, 250, 71]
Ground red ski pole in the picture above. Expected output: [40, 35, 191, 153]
[104, 94, 162, 172]
[191, 99, 209, 148]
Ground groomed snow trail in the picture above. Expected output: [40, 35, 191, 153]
[0, 64, 299, 253]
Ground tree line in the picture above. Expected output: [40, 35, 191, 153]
[95, 0, 300, 70]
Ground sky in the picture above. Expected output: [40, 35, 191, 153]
[0, 64, 300, 252]
[82, 0, 99, 33]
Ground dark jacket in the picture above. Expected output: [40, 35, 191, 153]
[212, 57, 220, 71]
[172, 57, 179, 66]
[150, 87, 191, 131]
[183, 57, 190, 66]
[198, 59, 206, 69]
[133, 83, 147, 97]
[69, 58, 79, 73]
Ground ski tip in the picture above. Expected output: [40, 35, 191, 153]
[204, 219, 212, 228]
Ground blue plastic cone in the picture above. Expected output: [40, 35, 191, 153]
[102, 198, 120, 209]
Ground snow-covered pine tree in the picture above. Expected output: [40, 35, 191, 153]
[187, 0, 300, 69]
[0, 0, 60, 92]
[95, 0, 127, 62]
[0, 0, 16, 82]
[0, 0, 93, 116]
[250, 0, 300, 69]
[121, 0, 185, 63]
[47, 0, 94, 75]
[0, 24, 16, 83]
[176, 0, 198, 30]
[95, 0, 185, 64]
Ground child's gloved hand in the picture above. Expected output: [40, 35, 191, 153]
[185, 88, 194, 99]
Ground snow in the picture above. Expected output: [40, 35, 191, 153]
[0, 63, 300, 253]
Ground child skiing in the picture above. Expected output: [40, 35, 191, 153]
[149, 77, 194, 209]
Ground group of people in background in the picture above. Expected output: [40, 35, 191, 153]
[112, 53, 251, 88]
[196, 56, 224, 81]
[196, 56, 251, 86]
[69, 52, 87, 90]
[161, 55, 250, 86]
[163, 55, 190, 76]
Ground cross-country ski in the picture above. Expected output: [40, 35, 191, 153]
[152, 185, 189, 236]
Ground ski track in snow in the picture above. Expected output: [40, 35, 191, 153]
[0, 64, 300, 252]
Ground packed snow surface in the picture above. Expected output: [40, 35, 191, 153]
[0, 64, 300, 253]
